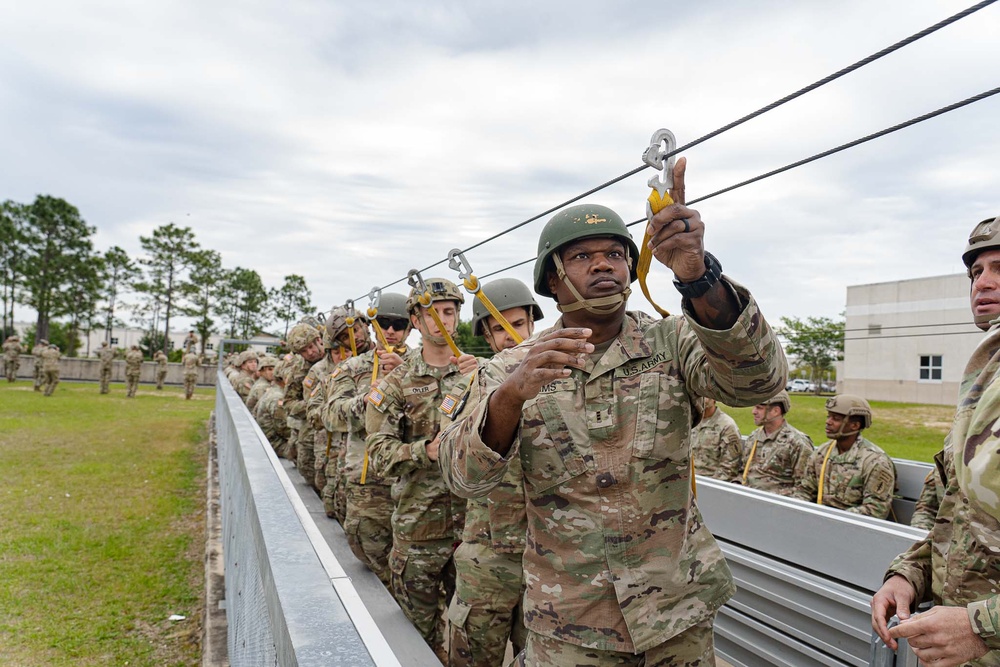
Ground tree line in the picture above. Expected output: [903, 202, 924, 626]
[0, 196, 314, 357]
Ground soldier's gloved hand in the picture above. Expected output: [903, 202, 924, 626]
[500, 328, 592, 403]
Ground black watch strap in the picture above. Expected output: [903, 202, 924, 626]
[673, 252, 723, 299]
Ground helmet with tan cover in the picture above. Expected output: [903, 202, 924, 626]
[287, 323, 321, 354]
[825, 394, 872, 430]
[405, 278, 465, 315]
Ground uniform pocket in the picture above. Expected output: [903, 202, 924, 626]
[524, 382, 590, 492]
[630, 373, 685, 461]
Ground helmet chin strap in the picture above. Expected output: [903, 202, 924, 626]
[552, 253, 631, 316]
[829, 419, 861, 440]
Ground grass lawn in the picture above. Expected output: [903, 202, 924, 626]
[722, 394, 955, 463]
[0, 379, 214, 667]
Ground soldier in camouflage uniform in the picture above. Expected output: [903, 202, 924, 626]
[98, 340, 115, 394]
[182, 349, 199, 400]
[230, 350, 258, 402]
[312, 307, 372, 512]
[255, 357, 292, 453]
[323, 292, 411, 584]
[223, 353, 240, 384]
[245, 355, 276, 412]
[440, 188, 786, 665]
[442, 278, 541, 667]
[32, 338, 47, 391]
[690, 397, 743, 482]
[793, 394, 894, 518]
[874, 215, 1000, 666]
[183, 330, 198, 354]
[910, 447, 947, 531]
[41, 343, 61, 396]
[153, 349, 169, 389]
[282, 322, 324, 462]
[124, 345, 143, 398]
[366, 278, 478, 662]
[740, 390, 813, 495]
[3, 334, 22, 382]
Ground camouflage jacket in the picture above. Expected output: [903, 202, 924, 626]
[3, 340, 22, 359]
[324, 346, 411, 486]
[154, 351, 168, 369]
[365, 345, 471, 544]
[910, 448, 947, 531]
[282, 354, 315, 430]
[438, 283, 787, 653]
[32, 343, 45, 359]
[793, 435, 895, 519]
[41, 347, 61, 371]
[740, 421, 814, 496]
[98, 346, 115, 367]
[889, 325, 1000, 652]
[232, 369, 255, 400]
[125, 350, 143, 374]
[254, 384, 290, 447]
[182, 352, 199, 376]
[691, 407, 743, 482]
[245, 377, 272, 412]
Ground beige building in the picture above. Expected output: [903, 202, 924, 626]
[841, 273, 982, 405]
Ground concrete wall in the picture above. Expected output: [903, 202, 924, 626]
[3, 355, 217, 386]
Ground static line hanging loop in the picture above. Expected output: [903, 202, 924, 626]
[343, 299, 358, 357]
[638, 128, 675, 318]
[366, 285, 393, 353]
[447, 248, 524, 345]
[407, 268, 463, 359]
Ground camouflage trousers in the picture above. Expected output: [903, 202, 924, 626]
[33, 362, 43, 391]
[390, 538, 457, 664]
[321, 448, 348, 521]
[156, 369, 167, 390]
[344, 481, 393, 586]
[184, 374, 196, 400]
[512, 618, 715, 667]
[279, 428, 299, 461]
[5, 356, 18, 382]
[296, 424, 316, 488]
[42, 370, 59, 397]
[100, 366, 112, 394]
[125, 372, 139, 398]
[449, 541, 526, 667]
[314, 429, 330, 494]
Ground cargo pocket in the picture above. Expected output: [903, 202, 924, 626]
[446, 598, 473, 665]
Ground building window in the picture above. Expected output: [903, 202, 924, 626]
[868, 324, 882, 336]
[110, 337, 119, 345]
[919, 355, 942, 381]
[266, 346, 277, 354]
[205, 343, 214, 350]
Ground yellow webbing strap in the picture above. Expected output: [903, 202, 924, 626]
[368, 306, 393, 352]
[817, 443, 836, 506]
[690, 459, 697, 499]
[639, 189, 673, 317]
[741, 437, 760, 485]
[463, 275, 523, 345]
[346, 315, 358, 357]
[419, 293, 463, 358]
[324, 431, 333, 458]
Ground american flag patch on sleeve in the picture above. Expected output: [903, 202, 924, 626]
[439, 394, 457, 415]
[367, 387, 385, 408]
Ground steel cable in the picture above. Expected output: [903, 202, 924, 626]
[353, 0, 996, 301]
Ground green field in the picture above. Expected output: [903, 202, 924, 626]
[0, 379, 214, 667]
[722, 394, 954, 463]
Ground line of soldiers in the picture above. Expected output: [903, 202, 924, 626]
[690, 390, 898, 520]
[2, 334, 203, 399]
[230, 160, 794, 666]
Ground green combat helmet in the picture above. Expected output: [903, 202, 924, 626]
[825, 394, 872, 437]
[471, 278, 544, 337]
[324, 306, 371, 354]
[963, 215, 1000, 326]
[532, 203, 639, 315]
[767, 390, 792, 415]
[287, 323, 321, 354]
[378, 292, 410, 320]
[405, 277, 465, 314]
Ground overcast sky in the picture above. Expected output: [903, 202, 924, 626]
[2, 0, 998, 334]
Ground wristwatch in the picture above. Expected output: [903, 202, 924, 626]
[673, 252, 723, 299]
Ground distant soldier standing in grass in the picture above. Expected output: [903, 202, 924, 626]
[182, 349, 199, 400]
[98, 340, 115, 394]
[32, 338, 47, 391]
[153, 349, 169, 390]
[3, 334, 22, 382]
[41, 343, 61, 397]
[125, 345, 143, 398]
